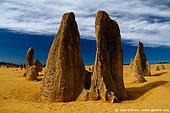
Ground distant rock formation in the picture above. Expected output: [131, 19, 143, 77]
[130, 41, 151, 83]
[155, 64, 165, 71]
[34, 59, 42, 72]
[26, 48, 34, 69]
[41, 12, 85, 102]
[26, 65, 38, 81]
[160, 64, 165, 70]
[20, 63, 24, 70]
[154, 65, 160, 71]
[24, 47, 38, 81]
[89, 11, 127, 102]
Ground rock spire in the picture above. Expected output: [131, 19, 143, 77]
[89, 11, 127, 102]
[130, 41, 151, 83]
[41, 12, 85, 102]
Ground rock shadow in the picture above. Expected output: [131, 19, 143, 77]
[151, 72, 167, 76]
[126, 81, 169, 100]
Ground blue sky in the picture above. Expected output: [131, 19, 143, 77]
[0, 0, 170, 47]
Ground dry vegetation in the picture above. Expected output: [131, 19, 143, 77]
[0, 64, 170, 113]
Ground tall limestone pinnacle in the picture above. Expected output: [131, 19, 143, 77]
[130, 41, 151, 83]
[25, 47, 38, 81]
[89, 10, 127, 102]
[135, 41, 147, 63]
[41, 12, 85, 102]
[26, 48, 34, 68]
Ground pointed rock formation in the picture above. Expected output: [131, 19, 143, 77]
[41, 12, 85, 102]
[130, 41, 151, 83]
[26, 48, 34, 68]
[89, 11, 127, 102]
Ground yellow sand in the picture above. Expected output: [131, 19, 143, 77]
[0, 64, 170, 113]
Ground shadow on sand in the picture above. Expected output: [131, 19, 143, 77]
[150, 72, 167, 76]
[126, 81, 169, 100]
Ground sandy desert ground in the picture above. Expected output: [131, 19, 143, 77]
[0, 64, 170, 113]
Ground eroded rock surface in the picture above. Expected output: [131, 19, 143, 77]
[26, 48, 34, 68]
[24, 48, 38, 81]
[130, 41, 151, 83]
[89, 11, 127, 102]
[26, 65, 38, 81]
[41, 12, 85, 102]
[34, 59, 42, 72]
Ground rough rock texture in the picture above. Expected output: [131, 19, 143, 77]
[130, 41, 151, 83]
[34, 59, 43, 72]
[41, 12, 85, 102]
[77, 89, 89, 101]
[89, 11, 127, 102]
[145, 61, 151, 76]
[26, 65, 38, 81]
[24, 48, 38, 81]
[26, 48, 34, 68]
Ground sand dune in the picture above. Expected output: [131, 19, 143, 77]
[0, 64, 170, 113]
